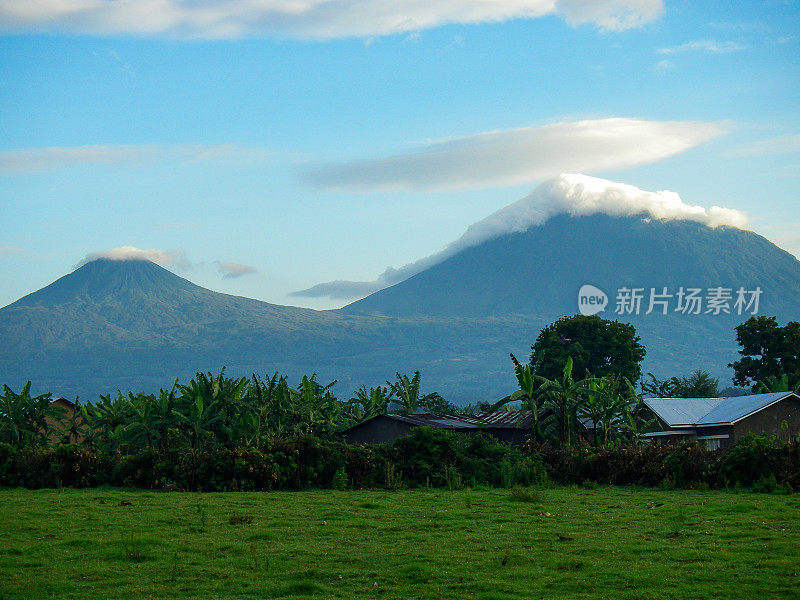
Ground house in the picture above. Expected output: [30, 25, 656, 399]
[642, 392, 800, 449]
[343, 411, 539, 445]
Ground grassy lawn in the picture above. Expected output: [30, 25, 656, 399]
[1, 486, 798, 599]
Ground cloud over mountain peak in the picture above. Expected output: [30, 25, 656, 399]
[293, 174, 749, 300]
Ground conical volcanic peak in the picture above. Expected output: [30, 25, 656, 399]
[343, 213, 800, 319]
[7, 258, 201, 308]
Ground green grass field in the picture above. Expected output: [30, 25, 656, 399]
[1, 486, 798, 599]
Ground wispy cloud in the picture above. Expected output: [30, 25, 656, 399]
[0, 143, 270, 174]
[0, 0, 664, 39]
[293, 173, 748, 300]
[302, 118, 724, 192]
[74, 246, 190, 270]
[657, 40, 746, 54]
[217, 262, 256, 279]
[0, 245, 24, 258]
[731, 133, 800, 157]
[655, 59, 674, 71]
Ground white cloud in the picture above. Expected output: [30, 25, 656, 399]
[302, 118, 724, 192]
[655, 59, 674, 71]
[657, 40, 746, 54]
[75, 246, 190, 269]
[731, 133, 800, 157]
[556, 0, 664, 33]
[0, 143, 269, 174]
[293, 173, 749, 299]
[0, 0, 664, 39]
[217, 262, 256, 279]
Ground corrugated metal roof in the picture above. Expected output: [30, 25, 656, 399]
[697, 392, 795, 425]
[384, 410, 535, 430]
[643, 397, 724, 426]
[644, 392, 797, 427]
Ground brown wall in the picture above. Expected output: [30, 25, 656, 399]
[732, 396, 800, 443]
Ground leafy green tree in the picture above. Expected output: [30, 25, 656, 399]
[529, 315, 646, 383]
[730, 316, 800, 389]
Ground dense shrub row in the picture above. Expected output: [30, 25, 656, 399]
[531, 434, 800, 491]
[0, 429, 797, 492]
[0, 428, 544, 491]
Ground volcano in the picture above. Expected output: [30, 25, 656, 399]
[2, 177, 799, 402]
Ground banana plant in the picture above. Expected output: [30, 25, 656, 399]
[0, 382, 55, 448]
[508, 353, 545, 440]
[534, 357, 590, 446]
[387, 371, 440, 415]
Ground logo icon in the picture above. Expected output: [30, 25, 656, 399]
[578, 284, 608, 316]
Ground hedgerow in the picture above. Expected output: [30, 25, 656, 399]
[0, 430, 797, 492]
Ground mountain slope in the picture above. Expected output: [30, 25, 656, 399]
[2, 212, 800, 403]
[343, 214, 800, 320]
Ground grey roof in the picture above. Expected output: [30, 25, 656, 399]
[376, 410, 536, 430]
[697, 392, 795, 425]
[644, 392, 797, 427]
[643, 397, 725, 426]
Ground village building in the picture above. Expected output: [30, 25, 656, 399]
[642, 391, 800, 449]
[343, 410, 540, 445]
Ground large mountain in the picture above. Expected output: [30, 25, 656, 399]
[2, 204, 800, 403]
[0, 258, 539, 400]
[344, 213, 800, 320]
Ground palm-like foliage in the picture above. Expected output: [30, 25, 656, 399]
[642, 370, 719, 398]
[387, 371, 442, 415]
[754, 373, 800, 394]
[51, 397, 87, 445]
[578, 376, 641, 446]
[176, 369, 247, 449]
[289, 375, 341, 436]
[508, 353, 544, 440]
[245, 372, 294, 444]
[533, 357, 590, 446]
[0, 382, 55, 448]
[348, 385, 392, 423]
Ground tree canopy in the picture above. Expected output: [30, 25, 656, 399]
[729, 316, 800, 390]
[642, 370, 719, 398]
[529, 315, 646, 382]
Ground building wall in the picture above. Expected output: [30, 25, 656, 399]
[344, 417, 416, 444]
[732, 396, 800, 443]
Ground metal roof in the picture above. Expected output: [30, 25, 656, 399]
[382, 410, 536, 430]
[644, 392, 797, 427]
[697, 392, 796, 425]
[643, 397, 725, 426]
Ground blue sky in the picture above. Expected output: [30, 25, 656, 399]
[1, 0, 799, 309]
